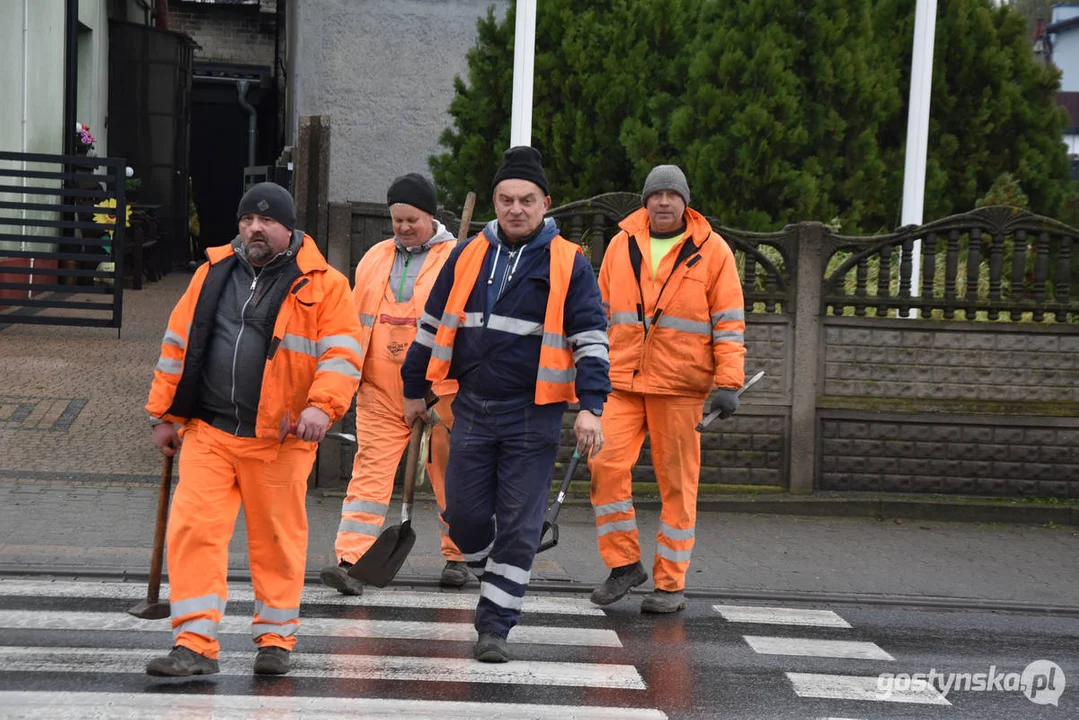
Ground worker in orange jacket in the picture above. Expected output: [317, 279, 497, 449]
[145, 182, 363, 677]
[589, 165, 745, 614]
[319, 173, 469, 595]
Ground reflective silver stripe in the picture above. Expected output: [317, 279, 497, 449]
[609, 312, 640, 326]
[317, 334, 363, 357]
[659, 522, 696, 541]
[156, 357, 183, 375]
[414, 328, 435, 348]
[713, 330, 745, 344]
[342, 500, 388, 515]
[488, 314, 542, 336]
[173, 618, 217, 640]
[252, 622, 298, 639]
[253, 602, 300, 623]
[542, 331, 568, 349]
[568, 329, 608, 346]
[420, 311, 440, 329]
[439, 311, 460, 329]
[656, 543, 693, 563]
[485, 560, 531, 585]
[316, 357, 362, 379]
[479, 581, 524, 611]
[593, 499, 633, 518]
[573, 345, 609, 363]
[462, 538, 495, 563]
[463, 312, 485, 328]
[359, 313, 376, 327]
[711, 309, 745, 324]
[280, 333, 318, 358]
[337, 519, 382, 537]
[431, 343, 453, 361]
[656, 315, 712, 336]
[170, 593, 227, 618]
[597, 518, 637, 536]
[162, 329, 186, 350]
[537, 366, 576, 383]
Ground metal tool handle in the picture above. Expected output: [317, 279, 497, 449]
[538, 450, 582, 553]
[695, 370, 766, 432]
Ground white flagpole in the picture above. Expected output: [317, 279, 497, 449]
[509, 0, 537, 147]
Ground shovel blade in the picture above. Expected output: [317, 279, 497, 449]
[346, 523, 416, 588]
[537, 520, 559, 554]
[126, 599, 170, 620]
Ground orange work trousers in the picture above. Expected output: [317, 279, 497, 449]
[335, 387, 461, 564]
[589, 390, 703, 591]
[167, 419, 315, 659]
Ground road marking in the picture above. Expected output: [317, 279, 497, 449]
[0, 580, 604, 616]
[788, 672, 950, 705]
[0, 692, 668, 719]
[0, 610, 621, 647]
[744, 636, 894, 661]
[713, 604, 851, 628]
[0, 647, 647, 690]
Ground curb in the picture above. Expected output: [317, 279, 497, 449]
[2, 565, 1077, 617]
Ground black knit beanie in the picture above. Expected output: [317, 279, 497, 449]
[387, 173, 438, 215]
[491, 146, 549, 196]
[236, 182, 296, 230]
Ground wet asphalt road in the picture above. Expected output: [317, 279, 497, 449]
[0, 579, 1075, 719]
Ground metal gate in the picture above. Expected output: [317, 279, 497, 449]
[0, 152, 126, 328]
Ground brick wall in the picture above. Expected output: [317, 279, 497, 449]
[170, 0, 276, 67]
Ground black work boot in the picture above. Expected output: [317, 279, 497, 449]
[320, 560, 364, 596]
[439, 560, 471, 588]
[145, 645, 219, 677]
[475, 632, 509, 663]
[590, 561, 648, 606]
[253, 646, 291, 675]
[641, 589, 687, 614]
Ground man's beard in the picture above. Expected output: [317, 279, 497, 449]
[246, 235, 274, 266]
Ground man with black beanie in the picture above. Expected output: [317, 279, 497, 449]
[402, 147, 611, 662]
[145, 181, 363, 677]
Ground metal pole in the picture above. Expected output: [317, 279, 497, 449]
[63, 0, 79, 156]
[900, 0, 937, 318]
[509, 0, 537, 147]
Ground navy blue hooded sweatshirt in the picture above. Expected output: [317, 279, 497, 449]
[402, 218, 610, 414]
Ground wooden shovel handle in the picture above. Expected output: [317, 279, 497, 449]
[401, 419, 424, 506]
[456, 192, 476, 243]
[147, 453, 173, 604]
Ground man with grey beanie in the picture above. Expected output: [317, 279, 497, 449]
[588, 164, 746, 613]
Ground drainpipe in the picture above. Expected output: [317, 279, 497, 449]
[237, 80, 257, 168]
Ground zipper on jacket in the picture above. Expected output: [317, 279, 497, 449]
[231, 273, 258, 434]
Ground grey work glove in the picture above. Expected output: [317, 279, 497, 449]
[709, 388, 740, 419]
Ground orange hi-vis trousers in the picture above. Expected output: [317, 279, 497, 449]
[335, 387, 461, 564]
[167, 419, 316, 659]
[588, 390, 703, 592]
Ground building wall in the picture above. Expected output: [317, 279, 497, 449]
[78, 0, 110, 159]
[169, 0, 276, 67]
[290, 0, 511, 203]
[1052, 30, 1079, 92]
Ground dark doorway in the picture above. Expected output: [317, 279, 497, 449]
[189, 64, 273, 257]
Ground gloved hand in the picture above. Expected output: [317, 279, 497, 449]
[709, 388, 740, 419]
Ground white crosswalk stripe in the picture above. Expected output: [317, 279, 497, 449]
[713, 604, 851, 628]
[744, 635, 895, 661]
[788, 672, 951, 705]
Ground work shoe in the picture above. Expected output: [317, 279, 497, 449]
[640, 589, 686, 614]
[145, 645, 219, 677]
[440, 560, 471, 588]
[320, 561, 364, 596]
[475, 632, 510, 663]
[590, 562, 648, 606]
[253, 646, 291, 675]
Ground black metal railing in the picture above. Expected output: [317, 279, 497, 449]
[0, 151, 126, 329]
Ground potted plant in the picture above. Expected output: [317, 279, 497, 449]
[74, 123, 96, 156]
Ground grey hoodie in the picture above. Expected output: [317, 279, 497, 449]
[388, 220, 455, 302]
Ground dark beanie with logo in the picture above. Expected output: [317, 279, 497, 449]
[387, 173, 438, 216]
[236, 182, 296, 230]
[491, 146, 549, 196]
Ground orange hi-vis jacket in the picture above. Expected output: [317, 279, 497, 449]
[601, 207, 745, 397]
[146, 234, 363, 438]
[426, 234, 581, 404]
[352, 238, 458, 398]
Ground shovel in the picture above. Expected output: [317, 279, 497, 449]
[537, 449, 583, 554]
[696, 370, 766, 432]
[127, 453, 173, 619]
[346, 418, 424, 587]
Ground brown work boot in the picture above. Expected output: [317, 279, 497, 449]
[439, 560, 471, 588]
[590, 562, 648, 606]
[320, 561, 364, 596]
[145, 645, 219, 677]
[253, 646, 291, 675]
[640, 589, 686, 614]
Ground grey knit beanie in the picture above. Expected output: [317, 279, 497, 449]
[641, 165, 690, 206]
